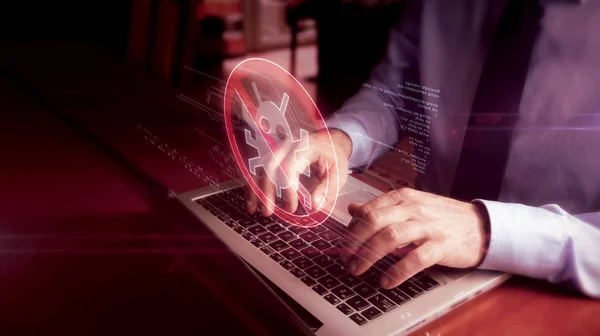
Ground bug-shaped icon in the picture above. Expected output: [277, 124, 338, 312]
[235, 82, 313, 210]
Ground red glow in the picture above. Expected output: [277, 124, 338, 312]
[223, 58, 339, 227]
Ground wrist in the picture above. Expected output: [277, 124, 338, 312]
[328, 128, 353, 160]
[472, 201, 491, 266]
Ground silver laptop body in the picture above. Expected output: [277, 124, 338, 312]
[177, 175, 510, 336]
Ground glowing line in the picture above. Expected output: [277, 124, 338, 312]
[235, 89, 259, 131]
[194, 128, 226, 146]
[315, 159, 330, 212]
[177, 95, 218, 114]
[180, 90, 237, 106]
[183, 65, 225, 83]
[279, 92, 289, 116]
[177, 95, 247, 135]
[178, 94, 218, 113]
[251, 81, 262, 104]
[466, 126, 600, 130]
[0, 234, 215, 240]
[0, 248, 232, 254]
[206, 90, 224, 104]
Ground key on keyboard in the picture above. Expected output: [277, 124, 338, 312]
[280, 261, 294, 270]
[312, 239, 332, 251]
[288, 226, 308, 234]
[368, 294, 397, 313]
[318, 229, 339, 241]
[312, 285, 327, 296]
[289, 238, 308, 250]
[336, 303, 354, 315]
[346, 296, 370, 311]
[301, 277, 317, 287]
[299, 246, 319, 258]
[290, 268, 305, 278]
[248, 225, 267, 235]
[324, 293, 341, 305]
[258, 232, 278, 243]
[350, 313, 368, 326]
[278, 231, 296, 242]
[331, 285, 355, 300]
[317, 275, 341, 290]
[397, 282, 425, 298]
[269, 240, 289, 252]
[267, 223, 286, 234]
[305, 265, 327, 279]
[313, 254, 334, 268]
[411, 275, 440, 291]
[361, 307, 383, 320]
[354, 283, 377, 298]
[325, 264, 346, 277]
[292, 256, 314, 269]
[280, 248, 301, 260]
[340, 273, 362, 288]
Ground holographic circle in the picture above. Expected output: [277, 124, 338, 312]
[223, 58, 340, 227]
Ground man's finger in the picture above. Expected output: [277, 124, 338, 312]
[279, 143, 302, 214]
[311, 157, 347, 213]
[259, 168, 277, 217]
[340, 204, 413, 264]
[260, 138, 297, 216]
[311, 170, 330, 210]
[348, 202, 362, 218]
[246, 184, 259, 214]
[351, 187, 419, 220]
[281, 181, 299, 213]
[279, 134, 323, 213]
[307, 131, 347, 212]
[381, 241, 441, 289]
[347, 220, 430, 276]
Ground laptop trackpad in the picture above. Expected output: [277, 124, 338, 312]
[332, 188, 379, 226]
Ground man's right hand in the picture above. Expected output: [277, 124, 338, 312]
[246, 129, 353, 217]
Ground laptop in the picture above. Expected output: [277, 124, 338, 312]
[177, 175, 511, 336]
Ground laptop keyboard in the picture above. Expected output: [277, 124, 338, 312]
[195, 187, 441, 326]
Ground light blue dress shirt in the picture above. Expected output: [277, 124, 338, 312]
[327, 0, 600, 298]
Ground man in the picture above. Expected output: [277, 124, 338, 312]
[247, 0, 600, 298]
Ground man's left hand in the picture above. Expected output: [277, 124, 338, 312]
[340, 188, 489, 289]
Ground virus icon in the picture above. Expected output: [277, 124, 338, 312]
[236, 83, 312, 210]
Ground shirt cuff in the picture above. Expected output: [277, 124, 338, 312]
[476, 200, 568, 280]
[326, 114, 373, 169]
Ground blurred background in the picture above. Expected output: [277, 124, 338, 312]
[0, 0, 404, 116]
[0, 0, 414, 194]
[0, 3, 409, 333]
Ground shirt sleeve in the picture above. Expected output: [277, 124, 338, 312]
[326, 1, 421, 169]
[476, 200, 600, 298]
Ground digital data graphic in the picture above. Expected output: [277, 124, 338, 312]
[223, 58, 339, 227]
[243, 91, 312, 209]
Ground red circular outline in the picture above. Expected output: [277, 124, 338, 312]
[223, 58, 339, 227]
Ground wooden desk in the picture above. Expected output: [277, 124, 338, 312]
[0, 71, 310, 335]
[1, 42, 599, 335]
[0, 74, 206, 334]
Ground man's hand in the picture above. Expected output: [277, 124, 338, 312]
[247, 129, 352, 216]
[341, 188, 488, 289]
